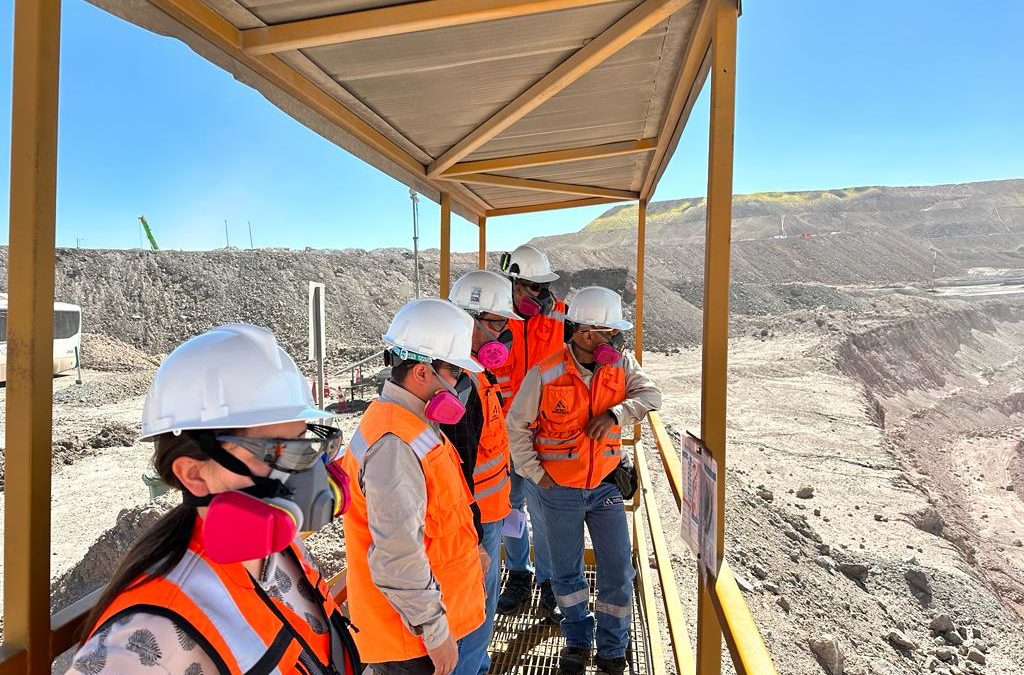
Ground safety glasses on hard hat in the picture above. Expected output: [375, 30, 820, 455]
[217, 423, 344, 472]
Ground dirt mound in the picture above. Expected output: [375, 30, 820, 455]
[51, 498, 174, 613]
[52, 370, 152, 407]
[81, 332, 159, 372]
[52, 436, 94, 467]
[88, 421, 137, 449]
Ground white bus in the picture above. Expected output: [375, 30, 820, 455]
[0, 293, 82, 382]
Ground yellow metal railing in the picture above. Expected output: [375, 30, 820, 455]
[646, 411, 778, 675]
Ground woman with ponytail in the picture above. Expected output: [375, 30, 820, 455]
[67, 324, 358, 675]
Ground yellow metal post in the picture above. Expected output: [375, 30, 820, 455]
[4, 0, 61, 672]
[440, 192, 452, 296]
[478, 215, 487, 269]
[697, 1, 737, 674]
[634, 200, 647, 365]
[632, 199, 647, 442]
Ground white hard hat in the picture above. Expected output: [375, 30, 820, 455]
[382, 298, 484, 373]
[503, 244, 559, 283]
[566, 286, 633, 331]
[141, 323, 328, 441]
[449, 270, 522, 321]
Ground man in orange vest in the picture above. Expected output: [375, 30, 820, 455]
[442, 270, 523, 675]
[493, 244, 567, 621]
[507, 287, 662, 675]
[341, 299, 486, 675]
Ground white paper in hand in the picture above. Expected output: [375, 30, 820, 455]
[501, 509, 527, 538]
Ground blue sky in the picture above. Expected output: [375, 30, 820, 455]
[0, 1, 1021, 252]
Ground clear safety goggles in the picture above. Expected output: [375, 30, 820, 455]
[468, 311, 510, 332]
[217, 423, 344, 472]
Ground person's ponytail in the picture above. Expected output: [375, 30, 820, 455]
[78, 432, 209, 640]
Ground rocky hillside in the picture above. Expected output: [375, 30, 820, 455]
[534, 179, 1024, 284]
[1, 179, 1020, 359]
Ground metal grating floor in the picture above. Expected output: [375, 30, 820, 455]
[487, 562, 654, 675]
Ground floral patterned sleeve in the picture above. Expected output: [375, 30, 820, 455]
[66, 612, 218, 675]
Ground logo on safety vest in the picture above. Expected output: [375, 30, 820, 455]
[552, 400, 569, 414]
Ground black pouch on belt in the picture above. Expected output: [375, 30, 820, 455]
[602, 461, 638, 500]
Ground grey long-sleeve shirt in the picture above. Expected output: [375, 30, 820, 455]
[355, 380, 454, 650]
[507, 347, 662, 484]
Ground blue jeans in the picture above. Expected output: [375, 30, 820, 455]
[453, 519, 503, 675]
[538, 482, 635, 659]
[503, 470, 552, 583]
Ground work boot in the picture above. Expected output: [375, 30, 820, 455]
[594, 655, 628, 675]
[559, 646, 591, 675]
[539, 580, 563, 623]
[496, 570, 533, 615]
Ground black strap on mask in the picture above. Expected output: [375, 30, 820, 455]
[181, 430, 292, 507]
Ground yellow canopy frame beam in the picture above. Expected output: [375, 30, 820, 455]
[485, 196, 630, 217]
[242, 0, 622, 55]
[428, 0, 697, 177]
[441, 138, 657, 177]
[696, 1, 738, 674]
[440, 192, 452, 297]
[150, 0, 492, 218]
[450, 173, 639, 200]
[4, 1, 61, 673]
[478, 215, 487, 269]
[640, 0, 714, 199]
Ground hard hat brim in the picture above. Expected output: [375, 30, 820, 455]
[139, 404, 332, 442]
[512, 270, 559, 283]
[449, 355, 485, 373]
[586, 318, 633, 331]
[467, 306, 523, 321]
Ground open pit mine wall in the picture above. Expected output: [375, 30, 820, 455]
[0, 247, 638, 365]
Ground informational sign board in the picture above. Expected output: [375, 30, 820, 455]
[308, 282, 326, 408]
[676, 429, 720, 580]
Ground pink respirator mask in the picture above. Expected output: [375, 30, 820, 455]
[515, 286, 554, 317]
[186, 429, 352, 564]
[475, 324, 514, 370]
[591, 330, 626, 364]
[423, 363, 469, 424]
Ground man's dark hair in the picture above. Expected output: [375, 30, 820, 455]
[389, 357, 418, 384]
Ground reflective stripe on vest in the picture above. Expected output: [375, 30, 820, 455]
[473, 372, 512, 523]
[88, 527, 342, 674]
[166, 551, 271, 670]
[341, 400, 485, 663]
[533, 345, 627, 489]
[491, 298, 566, 411]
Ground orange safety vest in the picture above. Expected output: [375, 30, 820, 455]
[473, 372, 511, 523]
[88, 521, 357, 675]
[533, 345, 626, 489]
[492, 298, 566, 411]
[341, 400, 485, 663]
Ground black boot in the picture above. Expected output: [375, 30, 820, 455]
[539, 580, 563, 623]
[559, 646, 591, 675]
[496, 570, 533, 615]
[594, 655, 628, 675]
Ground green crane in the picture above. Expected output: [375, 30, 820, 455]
[138, 215, 159, 250]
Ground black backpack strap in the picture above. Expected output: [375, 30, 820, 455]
[329, 611, 364, 675]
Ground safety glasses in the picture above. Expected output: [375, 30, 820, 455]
[470, 312, 510, 332]
[217, 423, 344, 472]
[516, 278, 549, 293]
[432, 360, 464, 381]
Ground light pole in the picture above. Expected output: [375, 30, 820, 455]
[410, 188, 421, 298]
